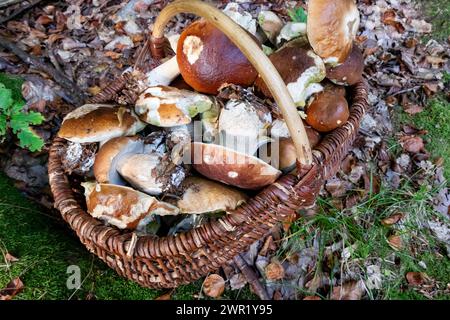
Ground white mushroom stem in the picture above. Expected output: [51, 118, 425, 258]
[145, 55, 180, 87]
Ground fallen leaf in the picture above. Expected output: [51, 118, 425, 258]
[259, 236, 276, 257]
[388, 235, 403, 251]
[330, 280, 365, 300]
[404, 38, 418, 48]
[422, 83, 440, 96]
[406, 272, 428, 286]
[264, 260, 285, 281]
[399, 136, 425, 153]
[381, 9, 405, 33]
[4, 253, 19, 263]
[381, 213, 404, 226]
[0, 278, 24, 300]
[36, 15, 53, 26]
[229, 273, 247, 290]
[303, 296, 321, 300]
[366, 265, 383, 290]
[203, 274, 225, 298]
[155, 291, 172, 300]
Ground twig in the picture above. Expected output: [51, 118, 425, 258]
[0, 0, 43, 25]
[0, 0, 26, 8]
[0, 35, 86, 105]
[233, 254, 270, 300]
[391, 86, 421, 96]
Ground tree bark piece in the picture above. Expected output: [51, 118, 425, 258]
[233, 254, 270, 300]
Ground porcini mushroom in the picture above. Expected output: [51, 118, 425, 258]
[82, 182, 179, 230]
[93, 136, 145, 185]
[305, 88, 350, 133]
[276, 22, 307, 46]
[307, 0, 360, 65]
[326, 44, 364, 86]
[191, 142, 281, 190]
[258, 11, 284, 44]
[135, 85, 213, 127]
[175, 176, 248, 214]
[254, 46, 325, 107]
[218, 99, 272, 155]
[177, 19, 259, 94]
[117, 152, 186, 196]
[58, 104, 146, 143]
[223, 3, 257, 36]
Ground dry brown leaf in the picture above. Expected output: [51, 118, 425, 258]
[203, 274, 225, 298]
[381, 213, 404, 226]
[399, 136, 425, 154]
[259, 236, 276, 257]
[388, 235, 403, 250]
[404, 38, 418, 48]
[264, 260, 285, 281]
[303, 296, 321, 300]
[381, 9, 405, 33]
[155, 291, 172, 300]
[4, 253, 19, 263]
[0, 278, 24, 300]
[406, 272, 429, 286]
[330, 281, 365, 300]
[422, 83, 440, 96]
[36, 15, 54, 26]
[104, 51, 122, 60]
[87, 86, 102, 96]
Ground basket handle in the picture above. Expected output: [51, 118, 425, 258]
[151, 0, 313, 166]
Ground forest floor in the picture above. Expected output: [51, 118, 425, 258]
[0, 0, 449, 300]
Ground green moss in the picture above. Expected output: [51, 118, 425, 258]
[0, 173, 203, 300]
[0, 73, 24, 102]
[419, 0, 450, 42]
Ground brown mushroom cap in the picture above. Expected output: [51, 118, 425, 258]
[307, 0, 360, 65]
[265, 130, 319, 172]
[191, 142, 281, 190]
[177, 19, 258, 94]
[322, 81, 347, 97]
[176, 176, 248, 214]
[255, 46, 315, 98]
[82, 182, 179, 230]
[326, 44, 364, 86]
[58, 104, 145, 143]
[93, 136, 144, 185]
[278, 138, 297, 172]
[305, 89, 350, 133]
[254, 46, 325, 106]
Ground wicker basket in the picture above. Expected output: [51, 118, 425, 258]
[48, 0, 368, 290]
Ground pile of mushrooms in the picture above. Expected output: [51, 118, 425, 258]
[56, 0, 363, 235]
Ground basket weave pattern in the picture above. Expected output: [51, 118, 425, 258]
[48, 81, 368, 288]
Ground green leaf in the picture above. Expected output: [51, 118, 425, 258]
[10, 112, 44, 134]
[0, 85, 13, 110]
[0, 114, 7, 136]
[17, 128, 44, 152]
[10, 100, 26, 115]
[287, 7, 307, 23]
